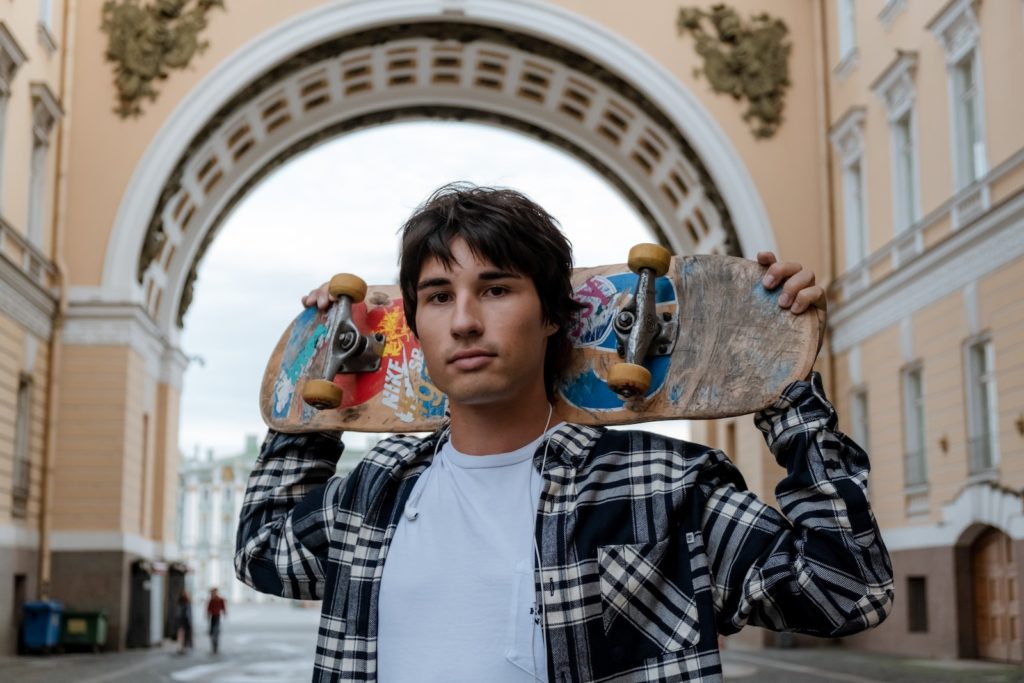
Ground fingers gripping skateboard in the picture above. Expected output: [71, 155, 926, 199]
[302, 274, 380, 410]
[608, 244, 674, 398]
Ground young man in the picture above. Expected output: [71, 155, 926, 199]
[236, 184, 893, 682]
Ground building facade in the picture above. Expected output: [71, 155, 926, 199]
[0, 0, 1020, 662]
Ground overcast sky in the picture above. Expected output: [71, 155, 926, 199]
[178, 120, 691, 461]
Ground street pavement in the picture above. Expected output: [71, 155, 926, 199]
[1, 602, 1022, 682]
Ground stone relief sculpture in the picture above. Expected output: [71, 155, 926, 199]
[677, 4, 791, 139]
[102, 0, 224, 118]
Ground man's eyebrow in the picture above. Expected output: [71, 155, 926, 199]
[479, 270, 522, 281]
[416, 270, 521, 290]
[416, 276, 451, 291]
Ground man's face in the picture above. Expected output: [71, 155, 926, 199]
[414, 237, 556, 410]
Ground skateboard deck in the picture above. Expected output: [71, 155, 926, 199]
[260, 254, 820, 433]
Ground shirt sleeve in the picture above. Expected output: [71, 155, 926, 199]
[234, 430, 348, 600]
[700, 372, 894, 637]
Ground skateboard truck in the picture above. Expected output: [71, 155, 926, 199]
[607, 244, 675, 399]
[302, 274, 383, 410]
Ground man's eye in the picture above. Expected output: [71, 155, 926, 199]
[427, 292, 452, 304]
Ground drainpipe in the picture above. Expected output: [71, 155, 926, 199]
[38, 0, 75, 599]
[813, 0, 838, 391]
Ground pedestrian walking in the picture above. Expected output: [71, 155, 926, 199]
[206, 587, 227, 654]
[175, 590, 193, 655]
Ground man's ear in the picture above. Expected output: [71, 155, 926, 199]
[545, 322, 558, 337]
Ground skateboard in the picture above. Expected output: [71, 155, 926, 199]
[259, 245, 821, 434]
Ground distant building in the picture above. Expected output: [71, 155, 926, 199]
[176, 434, 360, 605]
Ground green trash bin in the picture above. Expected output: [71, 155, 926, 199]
[61, 610, 108, 652]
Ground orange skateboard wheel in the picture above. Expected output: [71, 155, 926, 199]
[607, 362, 651, 397]
[627, 243, 672, 277]
[302, 379, 343, 410]
[328, 274, 368, 303]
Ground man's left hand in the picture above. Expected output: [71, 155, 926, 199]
[756, 252, 826, 316]
[757, 252, 827, 362]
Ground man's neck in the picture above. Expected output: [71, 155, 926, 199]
[447, 394, 553, 455]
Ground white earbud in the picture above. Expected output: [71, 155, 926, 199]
[404, 506, 419, 522]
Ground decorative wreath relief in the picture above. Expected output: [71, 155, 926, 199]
[677, 4, 791, 139]
[102, 0, 224, 118]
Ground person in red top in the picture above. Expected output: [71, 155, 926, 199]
[205, 587, 227, 654]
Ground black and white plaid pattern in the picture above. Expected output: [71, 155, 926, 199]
[236, 373, 893, 682]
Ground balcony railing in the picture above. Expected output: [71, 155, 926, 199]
[904, 449, 927, 487]
[832, 146, 1024, 305]
[0, 216, 59, 293]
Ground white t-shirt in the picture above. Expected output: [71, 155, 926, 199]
[377, 429, 557, 682]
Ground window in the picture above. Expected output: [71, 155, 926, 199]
[871, 51, 920, 237]
[837, 0, 857, 60]
[953, 51, 985, 188]
[830, 109, 868, 271]
[0, 24, 27, 215]
[12, 374, 33, 518]
[843, 160, 868, 267]
[893, 113, 920, 232]
[908, 576, 929, 632]
[966, 337, 998, 473]
[27, 83, 61, 247]
[929, 0, 986, 193]
[902, 365, 927, 487]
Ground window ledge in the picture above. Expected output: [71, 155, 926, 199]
[834, 48, 859, 81]
[37, 22, 57, 56]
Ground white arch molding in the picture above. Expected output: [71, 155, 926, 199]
[92, 0, 775, 343]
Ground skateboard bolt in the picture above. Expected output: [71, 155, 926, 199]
[615, 311, 635, 331]
[339, 331, 357, 349]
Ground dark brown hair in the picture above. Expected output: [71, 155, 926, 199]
[399, 183, 583, 397]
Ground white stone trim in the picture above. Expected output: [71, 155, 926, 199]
[899, 316, 913, 362]
[928, 0, 981, 65]
[878, 0, 907, 28]
[0, 22, 28, 94]
[29, 82, 62, 146]
[161, 346, 189, 392]
[62, 302, 167, 379]
[963, 280, 978, 334]
[0, 522, 40, 549]
[0, 249, 57, 339]
[872, 51, 917, 121]
[882, 483, 1024, 550]
[829, 107, 866, 166]
[830, 188, 1024, 353]
[101, 0, 775, 335]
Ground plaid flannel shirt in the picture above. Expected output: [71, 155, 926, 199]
[236, 373, 893, 682]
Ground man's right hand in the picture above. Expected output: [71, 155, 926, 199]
[301, 281, 334, 311]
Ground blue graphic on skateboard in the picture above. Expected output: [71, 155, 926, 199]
[561, 272, 677, 410]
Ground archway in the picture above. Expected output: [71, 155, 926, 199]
[96, 0, 775, 345]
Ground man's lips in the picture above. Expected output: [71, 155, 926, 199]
[447, 349, 496, 370]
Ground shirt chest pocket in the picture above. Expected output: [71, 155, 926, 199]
[596, 537, 701, 660]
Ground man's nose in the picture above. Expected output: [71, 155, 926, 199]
[450, 296, 483, 338]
